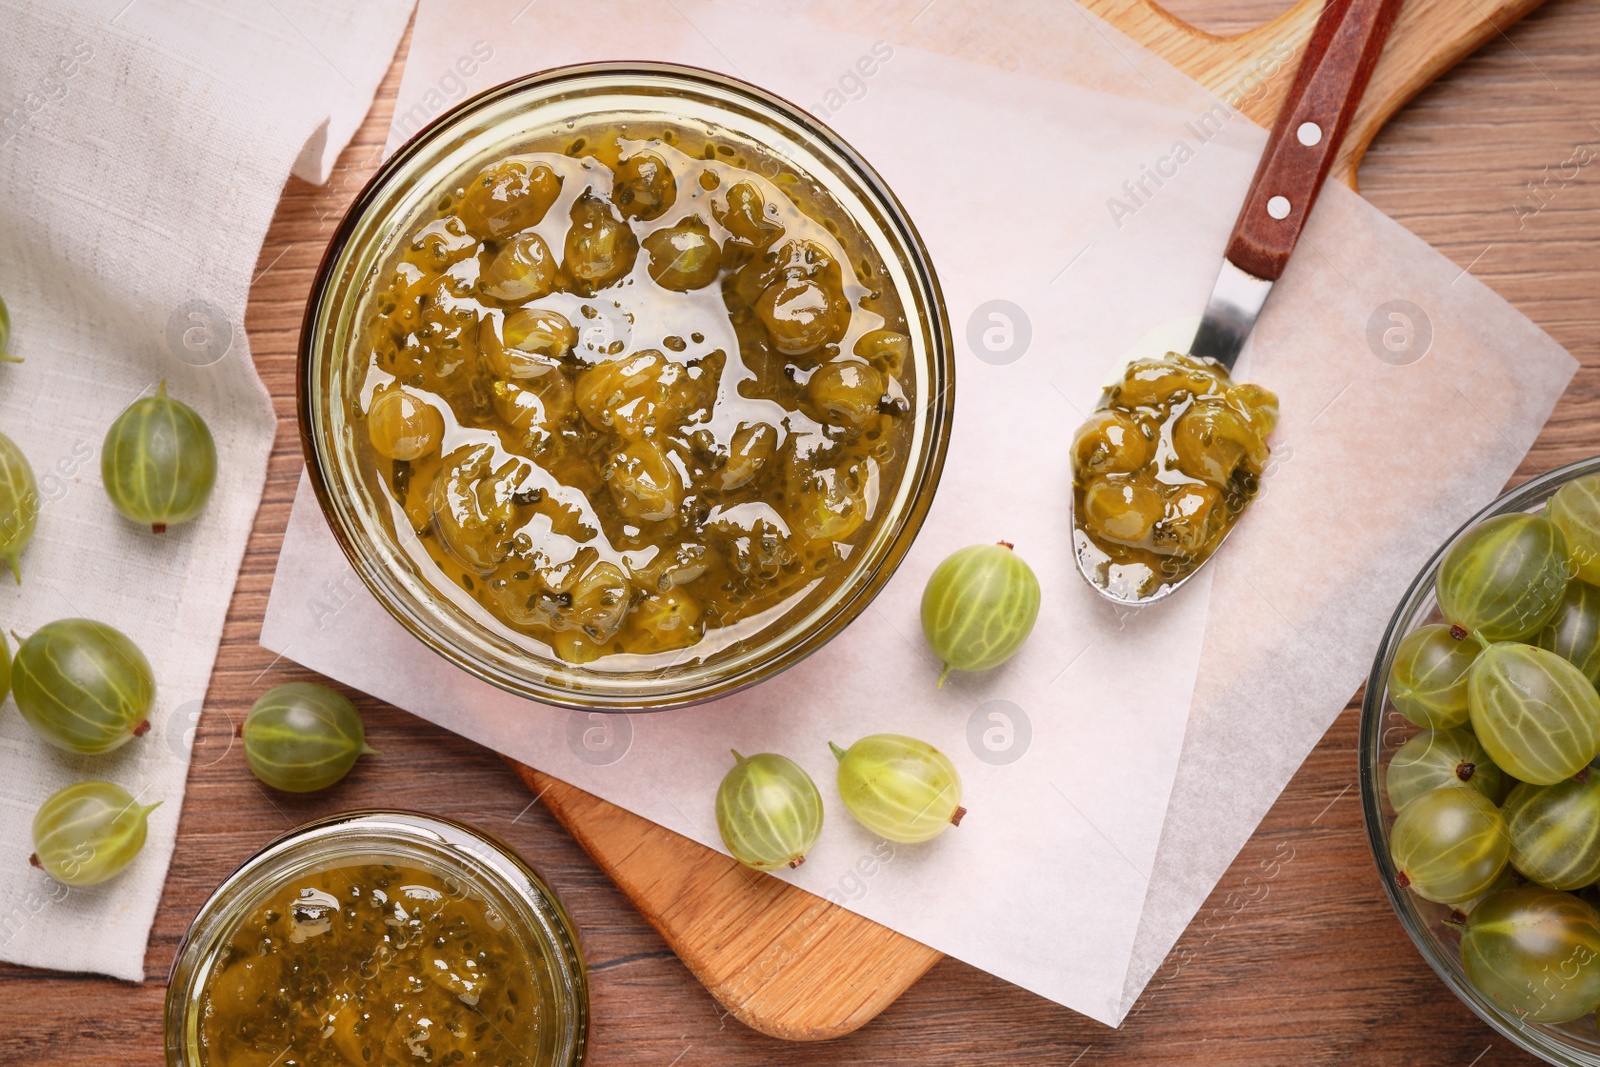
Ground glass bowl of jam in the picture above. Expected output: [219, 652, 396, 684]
[164, 811, 588, 1067]
[299, 62, 953, 711]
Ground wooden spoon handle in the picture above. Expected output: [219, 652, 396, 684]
[1225, 0, 1405, 279]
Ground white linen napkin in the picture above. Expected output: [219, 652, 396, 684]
[0, 0, 412, 982]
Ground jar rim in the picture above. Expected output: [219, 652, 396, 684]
[163, 809, 589, 1067]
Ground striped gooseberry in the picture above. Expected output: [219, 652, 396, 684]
[1386, 623, 1480, 730]
[1501, 774, 1600, 891]
[715, 751, 824, 871]
[1468, 642, 1600, 786]
[1460, 888, 1600, 1023]
[241, 682, 376, 793]
[101, 382, 217, 532]
[920, 542, 1040, 686]
[1535, 578, 1600, 684]
[831, 733, 965, 844]
[1384, 727, 1506, 812]
[31, 781, 160, 887]
[0, 431, 38, 580]
[13, 618, 154, 754]
[1549, 473, 1600, 586]
[1389, 786, 1508, 904]
[1435, 513, 1568, 641]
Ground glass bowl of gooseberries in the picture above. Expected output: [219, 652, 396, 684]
[299, 64, 952, 711]
[1362, 456, 1600, 1064]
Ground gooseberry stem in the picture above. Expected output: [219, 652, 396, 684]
[828, 742, 847, 762]
[3, 554, 18, 583]
[361, 744, 381, 756]
[0, 351, 21, 364]
[936, 663, 951, 688]
[950, 806, 967, 827]
[730, 749, 747, 766]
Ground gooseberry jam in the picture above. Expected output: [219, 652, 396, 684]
[200, 862, 539, 1065]
[166, 812, 587, 1067]
[1070, 352, 1278, 601]
[353, 118, 916, 665]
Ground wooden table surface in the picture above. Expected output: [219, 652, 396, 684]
[7, 0, 1598, 1063]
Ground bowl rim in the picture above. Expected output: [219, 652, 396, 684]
[295, 61, 955, 712]
[1360, 455, 1600, 1065]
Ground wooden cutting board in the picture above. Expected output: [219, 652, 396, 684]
[509, 0, 1544, 1041]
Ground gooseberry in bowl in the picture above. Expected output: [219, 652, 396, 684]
[1363, 457, 1600, 1063]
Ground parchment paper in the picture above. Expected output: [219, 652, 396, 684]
[262, 0, 1578, 1025]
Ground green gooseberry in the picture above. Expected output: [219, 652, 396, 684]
[1536, 579, 1600, 684]
[1460, 887, 1600, 1024]
[1469, 643, 1600, 786]
[1386, 623, 1480, 730]
[0, 293, 18, 362]
[31, 781, 160, 887]
[1436, 513, 1568, 641]
[13, 619, 154, 754]
[715, 751, 824, 871]
[101, 382, 217, 532]
[1549, 473, 1600, 586]
[920, 542, 1041, 686]
[831, 734, 965, 844]
[1389, 786, 1509, 904]
[1503, 774, 1600, 891]
[242, 682, 377, 792]
[0, 431, 39, 581]
[1385, 727, 1507, 812]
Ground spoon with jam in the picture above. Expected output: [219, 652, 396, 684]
[1070, 0, 1403, 605]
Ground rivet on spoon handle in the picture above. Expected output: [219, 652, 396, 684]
[1225, 0, 1406, 281]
